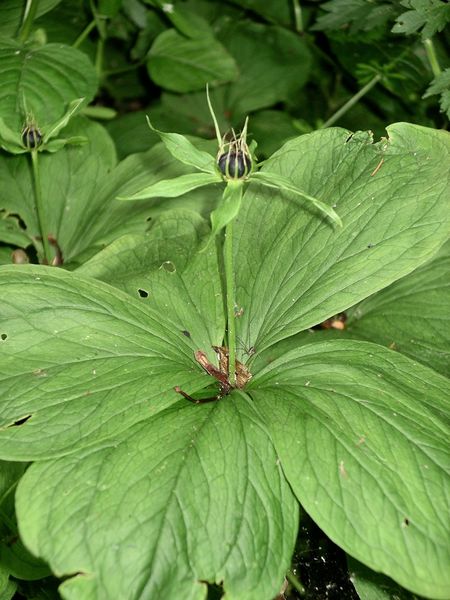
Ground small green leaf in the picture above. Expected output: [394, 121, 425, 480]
[146, 117, 217, 174]
[211, 180, 244, 237]
[118, 172, 221, 201]
[251, 170, 342, 227]
[147, 28, 238, 93]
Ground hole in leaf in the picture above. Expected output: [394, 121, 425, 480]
[8, 415, 32, 427]
[0, 333, 7, 341]
[160, 260, 176, 273]
[203, 581, 223, 599]
[138, 288, 149, 298]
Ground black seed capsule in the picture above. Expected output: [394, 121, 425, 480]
[218, 151, 252, 179]
[22, 126, 42, 150]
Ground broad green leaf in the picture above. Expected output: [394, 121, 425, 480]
[348, 556, 420, 600]
[216, 21, 312, 117]
[251, 171, 342, 227]
[0, 39, 97, 131]
[16, 394, 298, 599]
[227, 0, 292, 25]
[159, 1, 214, 39]
[146, 118, 217, 174]
[77, 209, 225, 352]
[0, 460, 48, 582]
[211, 180, 244, 237]
[251, 340, 450, 598]
[0, 562, 16, 600]
[234, 124, 450, 358]
[0, 265, 213, 459]
[119, 172, 220, 200]
[344, 239, 450, 377]
[147, 28, 238, 93]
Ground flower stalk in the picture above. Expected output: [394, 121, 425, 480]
[31, 149, 51, 264]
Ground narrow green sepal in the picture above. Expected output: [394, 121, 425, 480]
[211, 180, 244, 237]
[43, 98, 86, 144]
[44, 136, 88, 153]
[117, 172, 221, 201]
[251, 171, 342, 227]
[0, 118, 26, 154]
[146, 116, 217, 174]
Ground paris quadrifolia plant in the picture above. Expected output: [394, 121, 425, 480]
[119, 85, 342, 385]
[0, 96, 87, 264]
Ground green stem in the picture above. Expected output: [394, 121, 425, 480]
[18, 0, 40, 43]
[286, 569, 306, 596]
[73, 19, 96, 48]
[95, 36, 105, 80]
[224, 220, 236, 387]
[31, 150, 51, 264]
[292, 0, 303, 33]
[321, 74, 381, 129]
[423, 38, 441, 78]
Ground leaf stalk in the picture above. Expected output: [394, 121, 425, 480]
[286, 569, 306, 596]
[423, 38, 441, 78]
[321, 74, 381, 129]
[18, 0, 39, 43]
[224, 219, 236, 387]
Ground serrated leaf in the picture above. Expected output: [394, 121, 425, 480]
[251, 340, 450, 598]
[233, 124, 450, 358]
[423, 68, 450, 119]
[147, 28, 238, 93]
[0, 39, 97, 131]
[16, 394, 298, 599]
[119, 172, 220, 200]
[0, 265, 214, 459]
[211, 180, 244, 237]
[392, 0, 450, 39]
[313, 0, 396, 34]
